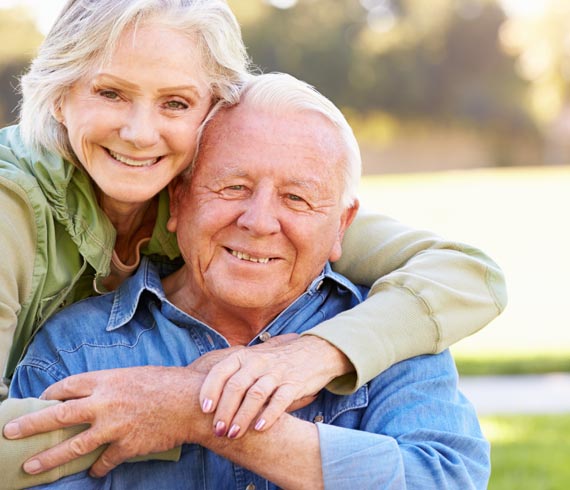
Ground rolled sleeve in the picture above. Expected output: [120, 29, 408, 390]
[317, 423, 404, 488]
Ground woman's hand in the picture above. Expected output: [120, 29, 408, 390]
[197, 334, 354, 439]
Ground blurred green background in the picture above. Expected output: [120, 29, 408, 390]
[3, 0, 570, 173]
[1, 1, 569, 488]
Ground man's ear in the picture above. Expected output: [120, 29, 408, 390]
[329, 199, 360, 263]
[166, 176, 185, 233]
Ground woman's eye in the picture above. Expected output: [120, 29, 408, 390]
[99, 90, 120, 100]
[165, 100, 189, 110]
[228, 185, 245, 191]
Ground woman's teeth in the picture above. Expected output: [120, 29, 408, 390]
[231, 250, 270, 264]
[108, 149, 159, 167]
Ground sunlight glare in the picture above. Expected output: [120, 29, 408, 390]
[499, 0, 548, 18]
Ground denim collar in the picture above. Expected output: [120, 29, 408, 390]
[106, 257, 364, 332]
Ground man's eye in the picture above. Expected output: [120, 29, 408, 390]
[287, 194, 303, 202]
[228, 185, 245, 191]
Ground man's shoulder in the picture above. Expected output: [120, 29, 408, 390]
[25, 293, 116, 360]
[367, 349, 457, 397]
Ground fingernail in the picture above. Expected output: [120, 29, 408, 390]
[24, 459, 42, 475]
[202, 398, 213, 413]
[227, 424, 240, 439]
[3, 421, 21, 438]
[214, 420, 226, 437]
[254, 418, 266, 431]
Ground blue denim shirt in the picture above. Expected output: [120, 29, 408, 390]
[11, 258, 489, 489]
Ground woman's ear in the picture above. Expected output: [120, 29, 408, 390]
[51, 98, 66, 125]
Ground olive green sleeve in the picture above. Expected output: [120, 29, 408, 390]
[303, 208, 507, 394]
[0, 178, 36, 378]
[0, 398, 181, 489]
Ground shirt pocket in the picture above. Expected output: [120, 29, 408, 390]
[293, 385, 369, 427]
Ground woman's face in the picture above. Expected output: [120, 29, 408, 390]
[57, 23, 212, 207]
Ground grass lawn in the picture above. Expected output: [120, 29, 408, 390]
[455, 351, 570, 376]
[482, 414, 570, 490]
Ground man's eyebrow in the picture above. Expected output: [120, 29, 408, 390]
[285, 177, 324, 191]
[213, 165, 248, 178]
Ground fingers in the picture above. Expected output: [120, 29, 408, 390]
[248, 385, 300, 433]
[218, 375, 279, 439]
[41, 372, 97, 401]
[199, 354, 243, 414]
[89, 444, 132, 478]
[21, 428, 105, 475]
[210, 365, 264, 437]
[4, 399, 93, 439]
[199, 336, 298, 416]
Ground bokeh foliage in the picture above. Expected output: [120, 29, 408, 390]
[3, 0, 570, 170]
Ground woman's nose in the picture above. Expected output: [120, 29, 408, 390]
[119, 104, 161, 148]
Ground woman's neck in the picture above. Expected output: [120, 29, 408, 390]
[98, 191, 158, 265]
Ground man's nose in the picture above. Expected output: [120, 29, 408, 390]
[236, 189, 281, 236]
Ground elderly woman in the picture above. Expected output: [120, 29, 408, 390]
[0, 0, 506, 485]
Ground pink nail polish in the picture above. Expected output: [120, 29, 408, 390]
[254, 418, 266, 431]
[202, 398, 213, 413]
[227, 424, 240, 439]
[214, 420, 226, 437]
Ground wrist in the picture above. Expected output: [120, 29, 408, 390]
[298, 334, 354, 380]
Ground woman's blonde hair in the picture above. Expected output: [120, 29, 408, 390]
[19, 0, 251, 162]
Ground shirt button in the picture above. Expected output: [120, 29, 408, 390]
[246, 484, 256, 490]
[259, 332, 271, 342]
[313, 414, 324, 423]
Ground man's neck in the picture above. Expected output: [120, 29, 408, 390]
[161, 268, 282, 346]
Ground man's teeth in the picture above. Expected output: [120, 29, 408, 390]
[108, 149, 159, 167]
[231, 250, 270, 264]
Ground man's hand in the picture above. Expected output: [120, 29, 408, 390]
[3, 366, 204, 478]
[198, 334, 354, 439]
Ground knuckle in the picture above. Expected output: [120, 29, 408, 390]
[54, 402, 77, 425]
[68, 435, 94, 457]
[246, 384, 271, 402]
[270, 387, 297, 406]
[225, 377, 249, 393]
[61, 375, 81, 393]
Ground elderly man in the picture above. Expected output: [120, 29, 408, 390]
[9, 73, 489, 489]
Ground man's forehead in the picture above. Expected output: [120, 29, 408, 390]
[206, 102, 338, 139]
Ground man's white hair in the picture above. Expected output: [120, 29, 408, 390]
[197, 72, 361, 208]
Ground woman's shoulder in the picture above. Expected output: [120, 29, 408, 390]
[0, 124, 72, 186]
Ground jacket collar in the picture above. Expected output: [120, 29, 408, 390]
[24, 138, 179, 274]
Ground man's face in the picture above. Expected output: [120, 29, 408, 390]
[168, 104, 358, 321]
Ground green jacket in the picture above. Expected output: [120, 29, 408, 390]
[0, 125, 180, 377]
